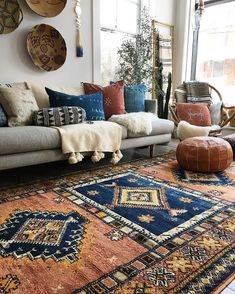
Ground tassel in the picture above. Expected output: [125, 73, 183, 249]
[68, 152, 78, 164]
[75, 152, 84, 162]
[110, 150, 123, 164]
[91, 151, 101, 163]
[116, 150, 123, 160]
[76, 30, 83, 57]
[99, 152, 105, 159]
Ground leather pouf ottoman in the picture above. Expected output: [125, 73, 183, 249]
[176, 137, 233, 172]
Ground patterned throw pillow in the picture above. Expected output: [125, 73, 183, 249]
[0, 87, 39, 127]
[0, 104, 7, 126]
[83, 80, 125, 119]
[175, 83, 187, 103]
[124, 84, 146, 113]
[0, 83, 28, 127]
[176, 103, 211, 126]
[185, 81, 212, 104]
[34, 106, 86, 127]
[46, 88, 105, 121]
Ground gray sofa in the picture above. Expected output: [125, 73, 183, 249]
[0, 83, 174, 171]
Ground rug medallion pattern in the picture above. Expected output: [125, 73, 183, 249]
[0, 153, 234, 293]
[0, 210, 87, 263]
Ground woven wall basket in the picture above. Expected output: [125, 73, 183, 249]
[27, 24, 67, 71]
[0, 0, 23, 34]
[25, 0, 67, 17]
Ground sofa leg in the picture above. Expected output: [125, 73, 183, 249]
[150, 145, 154, 158]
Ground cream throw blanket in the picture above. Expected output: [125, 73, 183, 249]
[55, 121, 123, 164]
[109, 112, 158, 135]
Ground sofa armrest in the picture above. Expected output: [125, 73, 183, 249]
[145, 99, 158, 114]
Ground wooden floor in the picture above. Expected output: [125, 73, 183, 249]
[0, 140, 179, 188]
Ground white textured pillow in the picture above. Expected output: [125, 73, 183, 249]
[26, 82, 85, 108]
[0, 87, 39, 127]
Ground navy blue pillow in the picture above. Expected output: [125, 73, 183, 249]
[45, 88, 105, 121]
[124, 84, 146, 113]
[0, 104, 7, 126]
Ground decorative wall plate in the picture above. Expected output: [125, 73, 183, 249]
[25, 0, 67, 17]
[27, 24, 67, 71]
[0, 0, 23, 34]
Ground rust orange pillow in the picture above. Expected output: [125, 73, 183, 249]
[176, 103, 211, 126]
[83, 81, 125, 119]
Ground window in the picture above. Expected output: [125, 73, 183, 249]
[193, 0, 235, 104]
[100, 0, 140, 84]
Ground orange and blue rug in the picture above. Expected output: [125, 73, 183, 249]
[0, 153, 234, 293]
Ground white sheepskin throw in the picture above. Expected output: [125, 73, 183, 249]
[177, 121, 220, 140]
[109, 112, 158, 135]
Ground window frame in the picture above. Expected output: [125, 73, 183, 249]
[190, 0, 235, 80]
[99, 0, 144, 84]
[100, 0, 142, 38]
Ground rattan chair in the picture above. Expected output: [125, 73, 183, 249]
[169, 83, 235, 132]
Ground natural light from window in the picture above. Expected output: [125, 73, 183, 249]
[196, 1, 235, 105]
[100, 0, 139, 84]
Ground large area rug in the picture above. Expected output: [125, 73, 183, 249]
[0, 153, 234, 294]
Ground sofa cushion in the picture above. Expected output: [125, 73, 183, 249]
[124, 84, 146, 113]
[83, 80, 125, 119]
[26, 82, 85, 109]
[0, 83, 29, 127]
[34, 106, 86, 127]
[0, 123, 128, 156]
[0, 82, 28, 90]
[0, 88, 39, 127]
[0, 126, 61, 155]
[127, 119, 174, 138]
[46, 88, 105, 121]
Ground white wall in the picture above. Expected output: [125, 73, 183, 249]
[0, 0, 93, 85]
[149, 0, 176, 25]
[174, 0, 192, 87]
[0, 0, 177, 86]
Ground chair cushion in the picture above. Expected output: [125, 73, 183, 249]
[176, 103, 211, 126]
[175, 83, 187, 103]
[0, 126, 61, 155]
[185, 81, 212, 104]
[46, 88, 105, 121]
[83, 80, 125, 119]
[127, 119, 174, 138]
